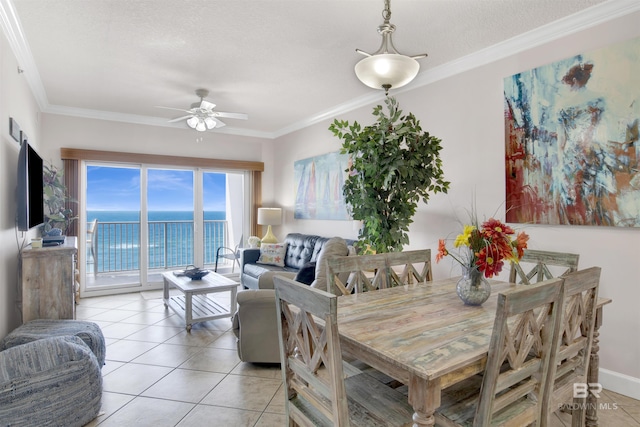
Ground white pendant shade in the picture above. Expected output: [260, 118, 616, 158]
[187, 116, 217, 132]
[186, 116, 199, 128]
[204, 117, 216, 129]
[355, 54, 420, 90]
[354, 0, 426, 93]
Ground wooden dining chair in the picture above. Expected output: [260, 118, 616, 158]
[386, 249, 432, 284]
[435, 278, 566, 427]
[509, 249, 580, 285]
[273, 275, 414, 426]
[327, 249, 432, 296]
[548, 266, 601, 425]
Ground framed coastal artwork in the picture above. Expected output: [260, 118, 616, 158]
[504, 36, 640, 227]
[294, 151, 350, 220]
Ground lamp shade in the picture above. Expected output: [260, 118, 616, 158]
[257, 208, 282, 226]
[355, 53, 420, 90]
[187, 116, 199, 128]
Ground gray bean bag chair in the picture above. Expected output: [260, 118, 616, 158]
[0, 335, 103, 426]
[0, 319, 106, 367]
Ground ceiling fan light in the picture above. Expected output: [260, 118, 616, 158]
[355, 53, 420, 90]
[195, 120, 206, 132]
[186, 116, 199, 129]
[204, 117, 216, 129]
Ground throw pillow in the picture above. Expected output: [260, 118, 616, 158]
[294, 262, 316, 285]
[311, 237, 349, 292]
[256, 243, 288, 267]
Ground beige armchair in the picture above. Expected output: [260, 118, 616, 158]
[231, 289, 280, 363]
[231, 237, 350, 363]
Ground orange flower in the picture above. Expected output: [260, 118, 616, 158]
[513, 231, 529, 259]
[436, 239, 448, 262]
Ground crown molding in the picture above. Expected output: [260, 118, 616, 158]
[277, 0, 640, 138]
[2, 0, 638, 140]
[0, 0, 48, 110]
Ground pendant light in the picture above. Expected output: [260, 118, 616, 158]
[355, 0, 427, 95]
[186, 115, 217, 132]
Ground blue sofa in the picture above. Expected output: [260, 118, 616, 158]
[240, 233, 353, 290]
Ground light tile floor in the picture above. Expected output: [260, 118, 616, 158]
[78, 290, 640, 426]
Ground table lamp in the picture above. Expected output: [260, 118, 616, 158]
[257, 208, 282, 244]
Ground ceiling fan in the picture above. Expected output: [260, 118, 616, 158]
[156, 89, 248, 131]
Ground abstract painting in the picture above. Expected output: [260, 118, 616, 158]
[505, 36, 640, 227]
[294, 151, 350, 220]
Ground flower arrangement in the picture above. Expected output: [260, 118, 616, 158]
[247, 236, 261, 248]
[436, 217, 529, 278]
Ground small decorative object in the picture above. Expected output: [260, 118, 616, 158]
[456, 264, 491, 306]
[247, 236, 261, 248]
[31, 238, 43, 249]
[9, 117, 21, 143]
[45, 228, 63, 237]
[181, 265, 209, 280]
[436, 216, 529, 306]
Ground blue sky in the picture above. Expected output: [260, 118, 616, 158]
[86, 166, 226, 211]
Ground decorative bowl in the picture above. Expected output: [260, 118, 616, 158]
[183, 266, 209, 280]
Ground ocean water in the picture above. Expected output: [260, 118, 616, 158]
[87, 210, 226, 222]
[87, 211, 227, 272]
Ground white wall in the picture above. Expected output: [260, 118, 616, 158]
[0, 30, 42, 337]
[39, 114, 266, 170]
[270, 11, 640, 397]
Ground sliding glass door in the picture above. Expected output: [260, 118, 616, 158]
[147, 168, 195, 284]
[85, 165, 141, 289]
[83, 162, 245, 295]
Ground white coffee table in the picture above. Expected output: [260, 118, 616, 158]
[162, 271, 238, 332]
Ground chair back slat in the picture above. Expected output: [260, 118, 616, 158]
[509, 249, 579, 285]
[327, 249, 432, 296]
[549, 267, 600, 419]
[474, 278, 565, 427]
[274, 275, 349, 426]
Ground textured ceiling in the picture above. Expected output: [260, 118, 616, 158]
[4, 0, 617, 138]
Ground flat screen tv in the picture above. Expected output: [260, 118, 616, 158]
[17, 141, 45, 231]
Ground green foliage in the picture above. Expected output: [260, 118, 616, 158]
[329, 97, 450, 253]
[42, 163, 77, 234]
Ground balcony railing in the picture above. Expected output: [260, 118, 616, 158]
[91, 220, 229, 273]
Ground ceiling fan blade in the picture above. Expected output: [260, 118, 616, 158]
[155, 106, 195, 114]
[167, 115, 193, 123]
[214, 112, 248, 120]
[200, 100, 216, 110]
[211, 117, 226, 128]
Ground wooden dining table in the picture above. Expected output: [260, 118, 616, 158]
[336, 277, 611, 427]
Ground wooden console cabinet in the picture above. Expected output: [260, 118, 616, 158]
[21, 236, 77, 322]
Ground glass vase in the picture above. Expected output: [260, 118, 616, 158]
[456, 265, 491, 306]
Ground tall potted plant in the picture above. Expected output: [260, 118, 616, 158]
[329, 97, 449, 253]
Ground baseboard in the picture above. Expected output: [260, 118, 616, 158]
[599, 368, 640, 400]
